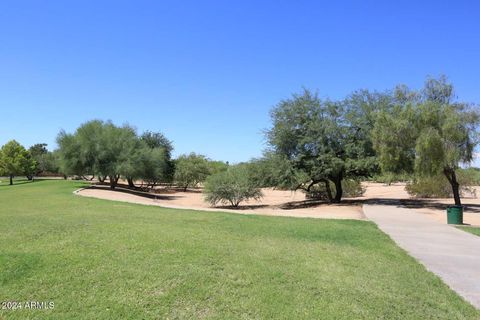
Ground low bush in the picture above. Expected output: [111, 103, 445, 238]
[406, 172, 477, 198]
[204, 166, 263, 207]
[460, 167, 480, 185]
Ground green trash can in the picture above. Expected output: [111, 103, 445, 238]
[447, 205, 463, 225]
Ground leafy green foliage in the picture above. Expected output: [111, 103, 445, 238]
[372, 104, 417, 174]
[242, 154, 300, 189]
[204, 165, 263, 207]
[132, 146, 170, 187]
[98, 122, 139, 185]
[57, 120, 172, 189]
[28, 143, 60, 175]
[406, 175, 459, 198]
[371, 172, 411, 185]
[207, 160, 229, 175]
[461, 167, 480, 185]
[57, 120, 103, 176]
[306, 179, 365, 200]
[373, 76, 480, 205]
[266, 89, 377, 202]
[406, 169, 478, 198]
[174, 153, 211, 190]
[28, 143, 48, 157]
[0, 140, 36, 184]
[140, 131, 175, 182]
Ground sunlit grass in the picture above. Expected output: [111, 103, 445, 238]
[457, 226, 480, 237]
[0, 180, 478, 319]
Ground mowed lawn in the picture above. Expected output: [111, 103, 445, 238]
[0, 181, 478, 319]
[458, 226, 480, 237]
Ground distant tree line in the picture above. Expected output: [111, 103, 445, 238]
[56, 120, 231, 190]
[2, 76, 478, 207]
[0, 121, 229, 190]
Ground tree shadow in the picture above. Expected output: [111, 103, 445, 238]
[169, 188, 204, 194]
[0, 180, 33, 187]
[214, 204, 270, 210]
[277, 197, 480, 213]
[363, 198, 480, 213]
[87, 185, 181, 201]
[279, 198, 364, 210]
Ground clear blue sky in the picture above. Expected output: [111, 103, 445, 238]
[1, 1, 479, 163]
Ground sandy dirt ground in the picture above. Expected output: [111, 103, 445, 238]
[77, 182, 480, 225]
[78, 186, 365, 220]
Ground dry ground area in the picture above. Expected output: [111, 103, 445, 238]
[78, 182, 480, 226]
[79, 186, 365, 219]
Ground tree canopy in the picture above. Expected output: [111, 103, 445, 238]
[0, 140, 36, 185]
[174, 153, 211, 191]
[266, 89, 377, 202]
[28, 143, 60, 176]
[57, 120, 173, 189]
[372, 76, 479, 205]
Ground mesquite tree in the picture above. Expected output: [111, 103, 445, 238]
[174, 153, 211, 191]
[267, 89, 377, 203]
[373, 76, 479, 205]
[57, 120, 173, 189]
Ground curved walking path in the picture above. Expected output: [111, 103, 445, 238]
[363, 204, 480, 309]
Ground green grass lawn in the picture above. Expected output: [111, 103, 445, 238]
[457, 226, 480, 237]
[0, 180, 478, 319]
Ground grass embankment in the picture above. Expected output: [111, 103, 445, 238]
[0, 180, 478, 319]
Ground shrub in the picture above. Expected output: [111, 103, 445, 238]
[406, 172, 477, 198]
[204, 166, 263, 207]
[460, 167, 480, 186]
[306, 179, 365, 200]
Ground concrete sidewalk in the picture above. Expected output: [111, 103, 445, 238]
[363, 204, 480, 309]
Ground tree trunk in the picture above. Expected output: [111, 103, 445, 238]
[98, 176, 105, 183]
[109, 176, 116, 190]
[183, 185, 188, 192]
[323, 180, 333, 202]
[127, 177, 135, 188]
[444, 168, 461, 206]
[9, 174, 13, 185]
[332, 178, 343, 203]
[306, 180, 317, 192]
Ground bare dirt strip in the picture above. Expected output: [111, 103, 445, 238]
[76, 182, 480, 225]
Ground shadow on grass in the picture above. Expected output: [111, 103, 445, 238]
[215, 204, 270, 210]
[0, 180, 33, 187]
